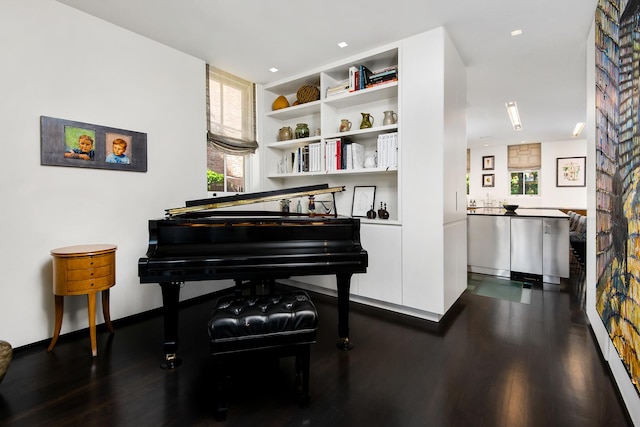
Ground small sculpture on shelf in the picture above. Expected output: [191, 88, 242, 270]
[296, 85, 320, 104]
[280, 199, 291, 213]
[366, 205, 377, 219]
[383, 110, 398, 125]
[377, 202, 389, 220]
[295, 123, 310, 139]
[360, 112, 374, 129]
[278, 126, 292, 141]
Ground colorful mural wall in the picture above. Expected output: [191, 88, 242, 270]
[595, 0, 640, 395]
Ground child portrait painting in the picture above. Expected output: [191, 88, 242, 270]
[105, 133, 132, 165]
[41, 116, 147, 172]
[63, 126, 96, 161]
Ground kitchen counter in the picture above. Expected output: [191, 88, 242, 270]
[467, 207, 569, 219]
[467, 208, 569, 283]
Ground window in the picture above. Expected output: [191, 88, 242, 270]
[510, 170, 539, 195]
[206, 66, 257, 193]
[508, 142, 540, 196]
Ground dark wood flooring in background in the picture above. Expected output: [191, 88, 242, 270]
[0, 283, 632, 427]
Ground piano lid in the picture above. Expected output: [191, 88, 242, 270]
[166, 184, 345, 217]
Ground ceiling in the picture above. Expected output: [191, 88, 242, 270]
[57, 0, 597, 149]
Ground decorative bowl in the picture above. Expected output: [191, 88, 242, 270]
[503, 204, 519, 211]
[271, 95, 290, 111]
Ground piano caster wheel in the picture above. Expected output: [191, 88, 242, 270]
[336, 337, 354, 351]
[160, 354, 182, 370]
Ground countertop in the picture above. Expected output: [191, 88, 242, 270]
[467, 207, 569, 218]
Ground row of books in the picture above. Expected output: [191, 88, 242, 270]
[282, 133, 398, 174]
[325, 138, 365, 171]
[377, 132, 398, 169]
[349, 64, 398, 92]
[325, 64, 398, 97]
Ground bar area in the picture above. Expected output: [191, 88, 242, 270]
[467, 207, 570, 285]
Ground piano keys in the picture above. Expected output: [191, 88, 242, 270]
[138, 184, 368, 368]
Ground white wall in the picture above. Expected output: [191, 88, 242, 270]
[468, 139, 587, 209]
[0, 0, 228, 349]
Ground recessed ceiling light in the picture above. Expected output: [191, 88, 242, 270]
[511, 29, 522, 36]
[338, 41, 348, 48]
[505, 101, 522, 131]
[269, 67, 278, 73]
[572, 122, 585, 137]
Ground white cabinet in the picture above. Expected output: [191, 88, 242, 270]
[357, 223, 402, 304]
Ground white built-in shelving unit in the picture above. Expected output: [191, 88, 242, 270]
[257, 28, 467, 322]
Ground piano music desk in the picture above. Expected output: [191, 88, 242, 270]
[48, 244, 117, 357]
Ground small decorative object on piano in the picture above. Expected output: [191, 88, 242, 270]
[308, 195, 316, 216]
[296, 85, 320, 104]
[280, 199, 291, 213]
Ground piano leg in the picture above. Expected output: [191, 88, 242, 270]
[160, 282, 182, 369]
[336, 273, 354, 351]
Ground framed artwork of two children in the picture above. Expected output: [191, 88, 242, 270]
[40, 116, 147, 172]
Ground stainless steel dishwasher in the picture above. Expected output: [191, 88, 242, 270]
[510, 217, 543, 275]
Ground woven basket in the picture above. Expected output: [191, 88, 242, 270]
[296, 85, 320, 104]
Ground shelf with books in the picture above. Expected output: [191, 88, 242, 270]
[267, 166, 398, 179]
[323, 81, 398, 109]
[267, 136, 322, 150]
[323, 124, 398, 141]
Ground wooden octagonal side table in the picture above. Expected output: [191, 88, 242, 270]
[47, 244, 117, 357]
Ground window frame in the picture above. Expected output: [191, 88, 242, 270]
[206, 66, 257, 194]
[510, 169, 540, 196]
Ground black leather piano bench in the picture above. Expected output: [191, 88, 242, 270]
[207, 290, 318, 421]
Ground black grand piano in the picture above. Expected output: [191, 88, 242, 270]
[138, 184, 368, 368]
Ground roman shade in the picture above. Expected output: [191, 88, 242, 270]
[206, 65, 258, 154]
[507, 143, 541, 170]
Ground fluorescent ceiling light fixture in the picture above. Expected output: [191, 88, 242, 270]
[572, 122, 585, 137]
[269, 67, 278, 73]
[511, 29, 523, 36]
[505, 101, 522, 131]
[337, 41, 348, 48]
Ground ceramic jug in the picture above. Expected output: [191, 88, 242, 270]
[383, 110, 398, 125]
[339, 119, 352, 132]
[278, 126, 292, 141]
[360, 113, 374, 129]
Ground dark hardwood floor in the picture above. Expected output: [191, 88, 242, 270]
[0, 281, 632, 427]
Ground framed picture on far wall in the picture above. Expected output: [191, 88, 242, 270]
[482, 155, 495, 170]
[482, 174, 495, 187]
[556, 156, 586, 187]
